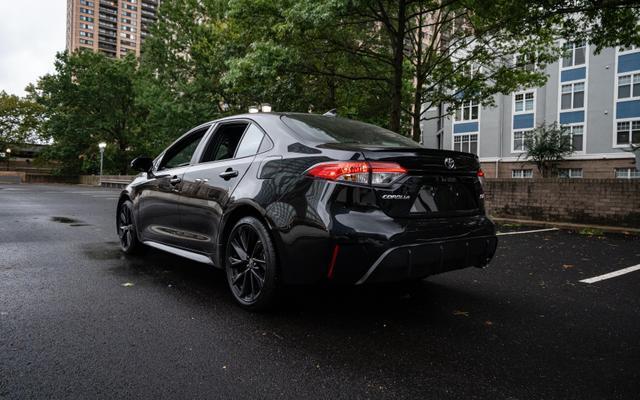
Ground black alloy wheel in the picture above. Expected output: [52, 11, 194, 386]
[117, 200, 140, 254]
[225, 216, 278, 310]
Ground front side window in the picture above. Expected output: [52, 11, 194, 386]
[455, 100, 479, 121]
[618, 73, 640, 99]
[616, 120, 640, 146]
[561, 82, 585, 110]
[562, 41, 586, 68]
[453, 133, 478, 154]
[514, 92, 534, 113]
[160, 129, 207, 170]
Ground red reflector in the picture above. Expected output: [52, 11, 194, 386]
[477, 169, 485, 177]
[327, 244, 340, 279]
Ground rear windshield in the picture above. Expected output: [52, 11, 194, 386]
[281, 114, 422, 148]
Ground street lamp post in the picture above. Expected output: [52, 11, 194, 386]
[5, 148, 11, 171]
[98, 142, 106, 186]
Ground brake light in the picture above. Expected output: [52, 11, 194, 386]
[477, 169, 485, 177]
[306, 161, 407, 186]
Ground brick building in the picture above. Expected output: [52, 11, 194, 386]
[66, 0, 160, 58]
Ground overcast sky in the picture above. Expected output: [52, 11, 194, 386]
[0, 1, 66, 96]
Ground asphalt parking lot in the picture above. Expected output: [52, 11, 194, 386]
[1, 184, 639, 400]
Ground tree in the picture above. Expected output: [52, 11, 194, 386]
[0, 91, 43, 147]
[139, 0, 640, 141]
[28, 51, 149, 175]
[521, 123, 574, 178]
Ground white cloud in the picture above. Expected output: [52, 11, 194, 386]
[0, 1, 66, 96]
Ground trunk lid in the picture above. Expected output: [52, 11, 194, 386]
[360, 148, 483, 218]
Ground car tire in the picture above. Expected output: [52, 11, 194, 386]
[117, 199, 141, 254]
[225, 216, 279, 311]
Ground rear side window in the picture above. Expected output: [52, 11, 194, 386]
[235, 124, 264, 158]
[201, 123, 248, 162]
[281, 114, 421, 148]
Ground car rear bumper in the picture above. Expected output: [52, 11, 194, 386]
[274, 210, 497, 285]
[354, 234, 497, 284]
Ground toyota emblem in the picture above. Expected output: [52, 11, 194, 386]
[444, 157, 455, 169]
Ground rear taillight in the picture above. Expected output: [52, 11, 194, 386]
[305, 161, 407, 187]
[477, 168, 485, 187]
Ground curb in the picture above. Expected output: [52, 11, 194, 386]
[491, 217, 640, 235]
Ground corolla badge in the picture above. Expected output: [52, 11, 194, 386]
[444, 157, 455, 169]
[381, 194, 411, 200]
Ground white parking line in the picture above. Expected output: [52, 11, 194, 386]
[579, 264, 640, 284]
[496, 228, 559, 236]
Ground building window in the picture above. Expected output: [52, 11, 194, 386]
[80, 7, 94, 14]
[514, 91, 534, 113]
[562, 41, 586, 68]
[561, 82, 585, 110]
[615, 168, 640, 179]
[79, 31, 94, 38]
[455, 100, 479, 121]
[513, 130, 530, 152]
[564, 125, 584, 151]
[515, 53, 536, 71]
[558, 168, 583, 178]
[79, 23, 93, 30]
[512, 169, 533, 179]
[619, 45, 639, 54]
[80, 15, 94, 22]
[616, 120, 640, 146]
[617, 73, 640, 100]
[80, 0, 94, 5]
[79, 39, 94, 45]
[453, 133, 478, 154]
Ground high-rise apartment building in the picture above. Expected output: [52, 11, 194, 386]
[66, 0, 160, 58]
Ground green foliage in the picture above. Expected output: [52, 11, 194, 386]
[522, 122, 575, 177]
[17, 0, 640, 174]
[0, 91, 43, 147]
[28, 51, 149, 175]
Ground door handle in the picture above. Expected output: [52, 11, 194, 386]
[219, 169, 239, 180]
[170, 176, 182, 185]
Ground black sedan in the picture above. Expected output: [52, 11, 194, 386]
[117, 113, 497, 310]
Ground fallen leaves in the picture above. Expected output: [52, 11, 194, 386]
[452, 310, 469, 317]
[562, 264, 575, 270]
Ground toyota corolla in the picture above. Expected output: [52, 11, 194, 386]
[117, 113, 497, 310]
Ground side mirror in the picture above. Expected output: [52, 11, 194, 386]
[131, 156, 153, 172]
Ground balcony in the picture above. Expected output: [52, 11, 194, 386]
[98, 41, 117, 51]
[99, 0, 116, 8]
[99, 21, 117, 30]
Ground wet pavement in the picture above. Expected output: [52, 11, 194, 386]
[1, 184, 639, 399]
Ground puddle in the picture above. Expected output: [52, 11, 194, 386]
[51, 216, 81, 224]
